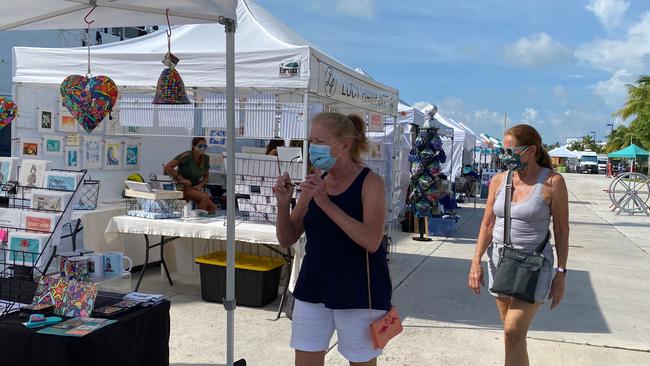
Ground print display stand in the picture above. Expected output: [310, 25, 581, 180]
[0, 168, 86, 319]
[408, 124, 448, 242]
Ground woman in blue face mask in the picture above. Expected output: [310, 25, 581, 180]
[274, 112, 392, 366]
[468, 124, 569, 365]
[164, 137, 216, 214]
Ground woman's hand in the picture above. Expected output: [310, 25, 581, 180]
[299, 170, 330, 208]
[274, 172, 294, 206]
[548, 273, 566, 310]
[468, 259, 484, 295]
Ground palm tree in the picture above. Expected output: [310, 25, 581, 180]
[613, 75, 650, 149]
[605, 125, 635, 152]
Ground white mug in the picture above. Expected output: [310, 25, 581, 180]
[103, 252, 133, 276]
[87, 254, 104, 278]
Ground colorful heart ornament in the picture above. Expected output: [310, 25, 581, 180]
[0, 96, 18, 130]
[60, 75, 118, 133]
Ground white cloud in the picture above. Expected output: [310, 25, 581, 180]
[592, 69, 634, 108]
[504, 33, 573, 67]
[586, 0, 630, 29]
[575, 13, 650, 73]
[521, 108, 539, 123]
[553, 85, 569, 104]
[335, 0, 375, 18]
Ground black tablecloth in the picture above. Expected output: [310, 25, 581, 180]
[0, 293, 170, 366]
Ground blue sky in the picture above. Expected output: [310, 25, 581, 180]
[256, 0, 650, 144]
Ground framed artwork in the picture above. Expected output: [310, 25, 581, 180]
[105, 110, 122, 136]
[368, 113, 384, 132]
[8, 232, 49, 266]
[65, 148, 80, 169]
[58, 107, 78, 133]
[83, 136, 102, 169]
[37, 107, 55, 133]
[65, 133, 81, 146]
[208, 152, 225, 173]
[124, 139, 141, 169]
[20, 139, 41, 158]
[44, 171, 82, 192]
[0, 157, 16, 185]
[18, 159, 48, 188]
[104, 139, 122, 170]
[207, 128, 226, 146]
[366, 142, 383, 160]
[44, 135, 64, 156]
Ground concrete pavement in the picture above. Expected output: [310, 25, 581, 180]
[132, 173, 650, 365]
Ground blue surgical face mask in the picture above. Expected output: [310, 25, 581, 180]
[308, 141, 341, 172]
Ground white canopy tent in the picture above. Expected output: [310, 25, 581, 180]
[8, 4, 398, 365]
[548, 145, 579, 158]
[1, 1, 242, 365]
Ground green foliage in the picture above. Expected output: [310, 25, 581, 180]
[612, 75, 650, 150]
[567, 135, 604, 153]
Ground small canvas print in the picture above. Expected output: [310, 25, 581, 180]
[18, 159, 48, 188]
[38, 107, 54, 133]
[23, 212, 58, 233]
[21, 139, 41, 158]
[59, 108, 78, 132]
[57, 279, 99, 317]
[0, 157, 15, 185]
[104, 139, 122, 170]
[124, 140, 140, 168]
[105, 111, 122, 136]
[83, 136, 102, 169]
[31, 192, 64, 211]
[65, 149, 80, 168]
[66, 133, 81, 146]
[368, 113, 383, 132]
[44, 135, 64, 156]
[366, 143, 383, 160]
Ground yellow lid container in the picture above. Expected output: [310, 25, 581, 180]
[195, 251, 286, 272]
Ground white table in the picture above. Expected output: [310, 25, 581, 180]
[105, 215, 294, 318]
[62, 202, 125, 252]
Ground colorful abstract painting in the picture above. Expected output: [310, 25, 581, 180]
[0, 97, 17, 130]
[57, 279, 99, 317]
[60, 75, 118, 133]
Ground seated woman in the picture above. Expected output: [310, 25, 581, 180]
[164, 137, 216, 214]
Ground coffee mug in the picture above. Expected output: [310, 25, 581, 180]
[64, 256, 89, 281]
[87, 254, 104, 278]
[58, 252, 80, 278]
[103, 252, 132, 276]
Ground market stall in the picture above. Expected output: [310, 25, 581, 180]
[549, 145, 579, 172]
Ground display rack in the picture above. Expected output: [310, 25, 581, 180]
[407, 124, 449, 241]
[0, 168, 86, 319]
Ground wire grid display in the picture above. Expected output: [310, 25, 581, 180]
[73, 178, 100, 210]
[126, 197, 183, 219]
[228, 154, 303, 224]
[0, 169, 86, 319]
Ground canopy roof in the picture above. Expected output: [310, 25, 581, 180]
[12, 0, 398, 115]
[0, 0, 237, 31]
[548, 145, 580, 159]
[608, 144, 650, 159]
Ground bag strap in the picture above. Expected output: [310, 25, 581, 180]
[366, 251, 373, 320]
[504, 170, 513, 246]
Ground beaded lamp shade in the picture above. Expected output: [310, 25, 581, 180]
[152, 67, 191, 105]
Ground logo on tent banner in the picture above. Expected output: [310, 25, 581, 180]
[319, 63, 396, 115]
[280, 60, 301, 78]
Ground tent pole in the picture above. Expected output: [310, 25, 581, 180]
[302, 92, 309, 179]
[224, 18, 237, 366]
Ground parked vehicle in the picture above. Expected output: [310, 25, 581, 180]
[597, 154, 608, 174]
[568, 151, 599, 174]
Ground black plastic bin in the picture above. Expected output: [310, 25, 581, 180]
[195, 251, 286, 307]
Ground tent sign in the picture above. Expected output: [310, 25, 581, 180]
[317, 61, 397, 115]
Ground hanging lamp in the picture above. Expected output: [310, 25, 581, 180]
[153, 9, 190, 105]
[60, 6, 118, 133]
[0, 96, 18, 130]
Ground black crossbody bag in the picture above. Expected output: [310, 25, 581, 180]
[490, 170, 550, 304]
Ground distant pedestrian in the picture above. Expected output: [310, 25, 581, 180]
[275, 112, 392, 366]
[468, 124, 569, 366]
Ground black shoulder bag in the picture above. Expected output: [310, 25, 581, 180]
[489, 170, 550, 304]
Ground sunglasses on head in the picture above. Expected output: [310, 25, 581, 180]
[497, 145, 529, 156]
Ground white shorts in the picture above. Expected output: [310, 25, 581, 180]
[290, 299, 387, 363]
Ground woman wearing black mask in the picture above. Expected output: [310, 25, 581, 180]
[164, 137, 216, 214]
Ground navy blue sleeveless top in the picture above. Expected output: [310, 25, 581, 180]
[293, 167, 392, 310]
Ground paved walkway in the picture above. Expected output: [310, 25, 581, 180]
[133, 173, 650, 365]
